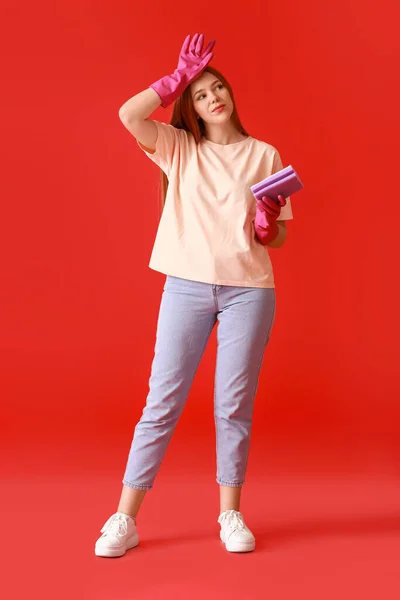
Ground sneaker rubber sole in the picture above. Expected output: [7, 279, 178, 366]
[95, 533, 139, 557]
[220, 531, 255, 553]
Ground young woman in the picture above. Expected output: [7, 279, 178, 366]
[95, 33, 293, 558]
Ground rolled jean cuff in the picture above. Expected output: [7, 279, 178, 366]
[122, 479, 152, 491]
[216, 478, 244, 487]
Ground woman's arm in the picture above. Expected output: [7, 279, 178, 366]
[266, 221, 287, 248]
[118, 88, 161, 152]
[119, 87, 161, 122]
[118, 34, 214, 152]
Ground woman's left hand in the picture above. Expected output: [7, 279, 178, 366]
[254, 195, 286, 245]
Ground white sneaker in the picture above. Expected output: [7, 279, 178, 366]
[218, 509, 255, 552]
[95, 512, 139, 557]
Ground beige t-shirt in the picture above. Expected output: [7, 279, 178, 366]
[137, 121, 293, 288]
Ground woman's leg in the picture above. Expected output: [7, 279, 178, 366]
[213, 285, 277, 508]
[117, 487, 147, 519]
[220, 484, 242, 513]
[120, 276, 217, 503]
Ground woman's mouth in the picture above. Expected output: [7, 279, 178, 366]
[212, 105, 225, 113]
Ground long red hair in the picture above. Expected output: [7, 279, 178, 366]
[157, 66, 250, 217]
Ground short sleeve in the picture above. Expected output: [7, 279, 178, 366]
[272, 150, 294, 221]
[136, 120, 182, 176]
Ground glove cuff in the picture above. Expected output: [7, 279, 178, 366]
[149, 70, 189, 108]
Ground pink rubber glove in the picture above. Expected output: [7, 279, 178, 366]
[150, 33, 215, 108]
[254, 195, 287, 245]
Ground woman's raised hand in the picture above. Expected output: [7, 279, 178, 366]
[150, 33, 216, 108]
[176, 33, 215, 82]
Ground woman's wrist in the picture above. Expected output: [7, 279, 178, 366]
[265, 222, 287, 248]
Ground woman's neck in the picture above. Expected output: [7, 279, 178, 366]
[203, 123, 246, 146]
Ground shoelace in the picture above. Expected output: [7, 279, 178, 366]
[218, 510, 246, 534]
[101, 513, 129, 537]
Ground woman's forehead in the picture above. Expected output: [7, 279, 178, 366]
[191, 72, 220, 92]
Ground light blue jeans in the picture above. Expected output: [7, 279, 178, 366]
[122, 275, 276, 490]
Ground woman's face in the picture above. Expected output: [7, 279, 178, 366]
[190, 71, 233, 124]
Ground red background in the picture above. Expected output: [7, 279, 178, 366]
[2, 1, 400, 598]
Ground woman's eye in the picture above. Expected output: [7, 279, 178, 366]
[197, 84, 223, 100]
